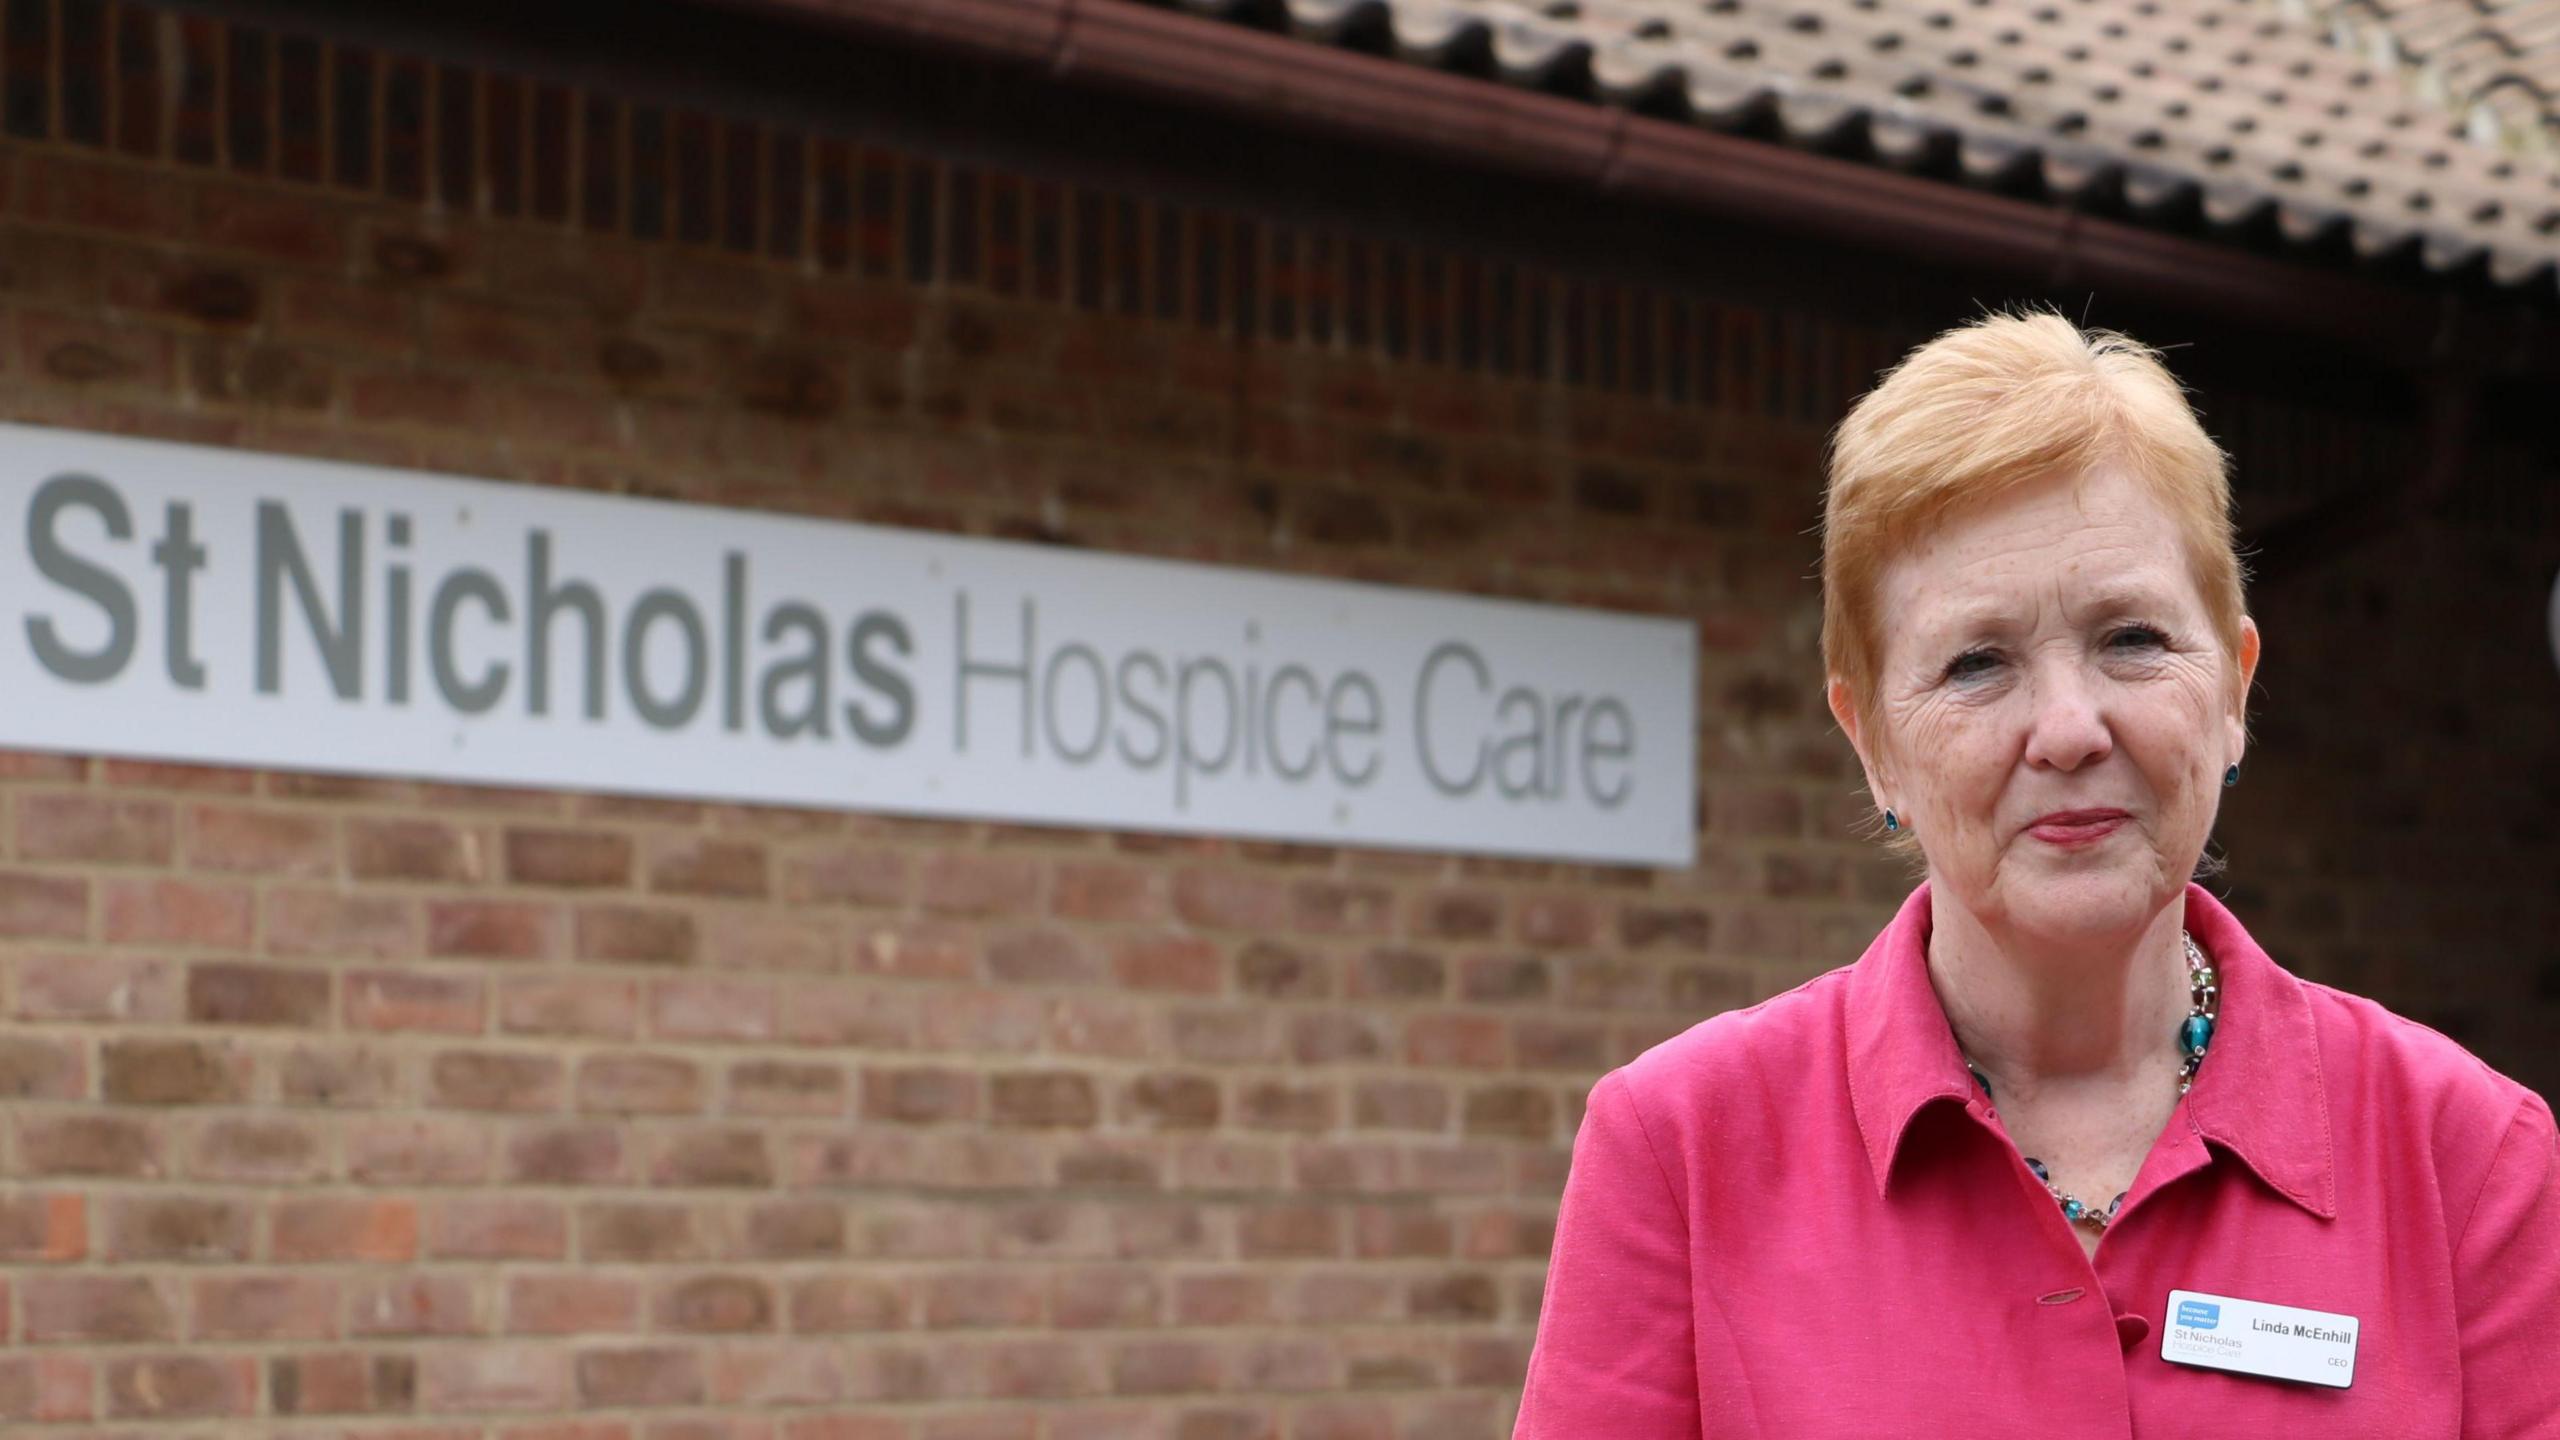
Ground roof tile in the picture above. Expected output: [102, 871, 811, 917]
[1175, 0, 2560, 292]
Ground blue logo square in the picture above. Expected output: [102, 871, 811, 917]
[2176, 1300, 2221, 1330]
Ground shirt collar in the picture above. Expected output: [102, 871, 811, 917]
[1847, 881, 2336, 1220]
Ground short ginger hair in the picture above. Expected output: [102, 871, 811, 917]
[1820, 309, 2248, 740]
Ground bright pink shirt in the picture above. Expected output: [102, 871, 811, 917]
[1516, 883, 2560, 1437]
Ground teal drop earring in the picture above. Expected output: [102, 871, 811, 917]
[1883, 809, 1901, 833]
[2223, 763, 2241, 788]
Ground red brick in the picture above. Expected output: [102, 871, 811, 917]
[1289, 879, 1393, 936]
[348, 1116, 490, 1185]
[778, 977, 917, 1048]
[1238, 1080, 1337, 1132]
[849, 921, 975, 981]
[1515, 894, 1602, 947]
[0, 1033, 84, 1099]
[191, 1274, 341, 1341]
[429, 898, 563, 959]
[23, 1274, 176, 1342]
[578, 904, 700, 965]
[577, 1346, 705, 1406]
[17, 1112, 164, 1176]
[1111, 934, 1224, 994]
[430, 1049, 565, 1112]
[1052, 1268, 1160, 1329]
[777, 843, 909, 907]
[347, 817, 487, 881]
[265, 888, 418, 958]
[1404, 1015, 1510, 1069]
[20, 153, 186, 234]
[788, 1275, 908, 1332]
[578, 1053, 705, 1115]
[102, 1036, 247, 1103]
[1237, 1205, 1339, 1259]
[919, 853, 1040, 916]
[100, 758, 254, 789]
[1462, 1084, 1559, 1141]
[103, 1195, 252, 1261]
[1176, 1273, 1275, 1327]
[989, 1071, 1100, 1128]
[506, 827, 634, 887]
[21, 310, 176, 389]
[1109, 1338, 1224, 1394]
[729, 1058, 846, 1117]
[742, 1198, 847, 1258]
[1171, 870, 1288, 930]
[702, 910, 839, 973]
[348, 1274, 479, 1338]
[578, 1199, 701, 1255]
[419, 1346, 572, 1411]
[860, 1066, 978, 1125]
[16, 792, 173, 863]
[655, 1274, 777, 1333]
[925, 1269, 1045, 1330]
[508, 1125, 626, 1186]
[187, 960, 330, 1025]
[0, 870, 89, 939]
[346, 966, 485, 1033]
[500, 974, 639, 1038]
[1170, 1007, 1278, 1065]
[272, 1197, 420, 1262]
[268, 1350, 418, 1416]
[0, 1193, 86, 1261]
[649, 976, 775, 1040]
[432, 1197, 569, 1260]
[1413, 890, 1502, 941]
[507, 1273, 640, 1334]
[0, 1352, 88, 1422]
[194, 182, 345, 264]
[647, 836, 770, 897]
[1236, 940, 1333, 999]
[183, 804, 334, 875]
[12, 949, 183, 1021]
[986, 926, 1104, 985]
[104, 1354, 256, 1419]
[278, 1042, 402, 1107]
[190, 1116, 328, 1182]
[1050, 861, 1164, 922]
[648, 1128, 774, 1188]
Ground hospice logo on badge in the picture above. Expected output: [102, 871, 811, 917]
[2175, 1300, 2221, 1329]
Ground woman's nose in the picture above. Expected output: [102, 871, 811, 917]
[2022, 664, 2113, 772]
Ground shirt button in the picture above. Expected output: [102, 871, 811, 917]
[2117, 1314, 2152, 1349]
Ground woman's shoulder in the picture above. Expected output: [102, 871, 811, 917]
[1604, 962, 1862, 1126]
[2293, 972, 2549, 1151]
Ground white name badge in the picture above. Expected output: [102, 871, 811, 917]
[2159, 1289, 2359, 1389]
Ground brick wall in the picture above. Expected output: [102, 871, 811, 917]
[0, 1, 2554, 1436]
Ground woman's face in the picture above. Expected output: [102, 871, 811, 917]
[1832, 466, 2261, 946]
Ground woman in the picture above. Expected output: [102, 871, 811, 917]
[1513, 312, 2559, 1437]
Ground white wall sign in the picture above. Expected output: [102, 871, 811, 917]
[0, 423, 1697, 865]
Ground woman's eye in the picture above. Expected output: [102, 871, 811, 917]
[2108, 626, 2168, 651]
[1944, 650, 1999, 681]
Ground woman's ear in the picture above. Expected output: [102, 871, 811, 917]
[2226, 616, 2261, 762]
[1827, 677, 1889, 808]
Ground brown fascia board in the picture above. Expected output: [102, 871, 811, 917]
[716, 0, 2554, 375]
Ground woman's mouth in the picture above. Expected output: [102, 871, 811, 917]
[2026, 808, 2129, 847]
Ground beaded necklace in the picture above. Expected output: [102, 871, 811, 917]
[1960, 932, 2217, 1233]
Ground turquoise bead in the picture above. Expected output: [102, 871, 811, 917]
[2180, 1014, 2215, 1059]
[2062, 1197, 2085, 1221]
